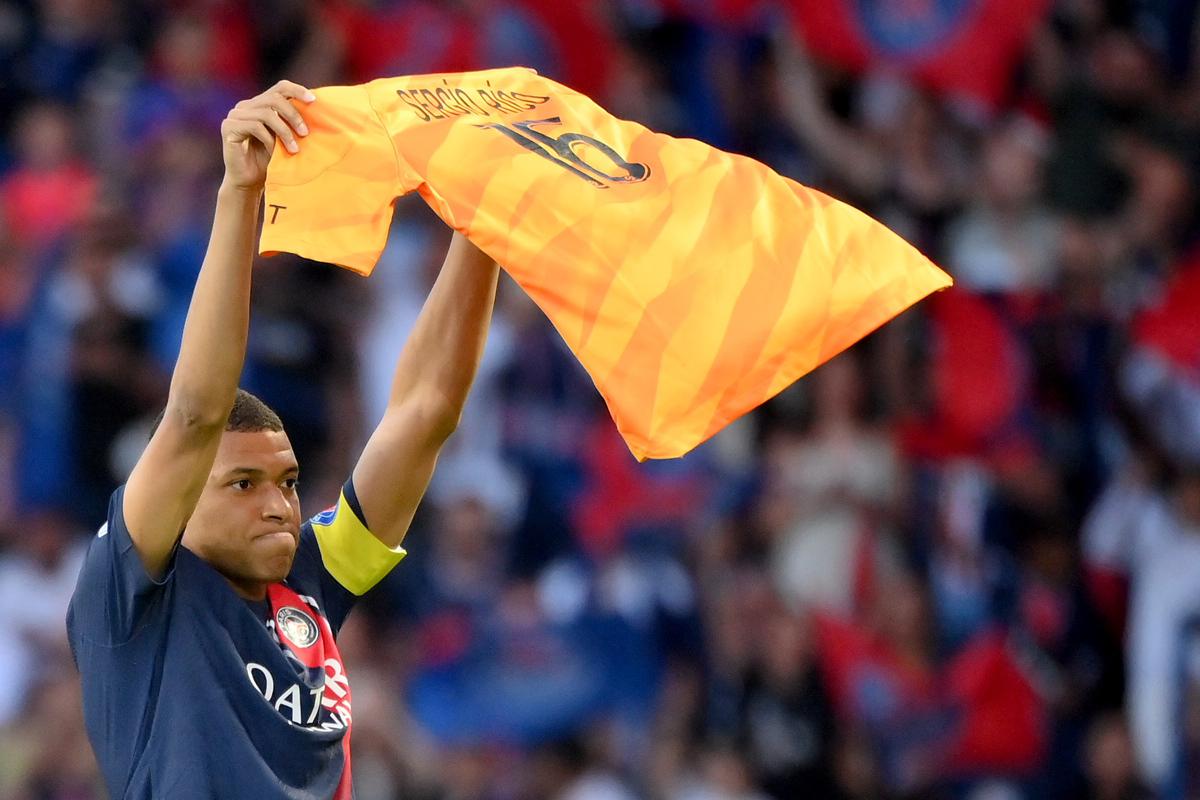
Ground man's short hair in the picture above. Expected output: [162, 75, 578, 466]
[149, 389, 284, 438]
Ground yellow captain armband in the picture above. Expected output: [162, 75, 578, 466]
[310, 490, 407, 595]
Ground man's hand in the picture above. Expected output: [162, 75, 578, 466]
[220, 80, 316, 191]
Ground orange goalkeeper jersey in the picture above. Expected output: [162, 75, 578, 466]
[260, 67, 952, 460]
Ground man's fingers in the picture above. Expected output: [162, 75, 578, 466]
[263, 94, 309, 138]
[259, 110, 299, 153]
[238, 107, 299, 153]
[270, 80, 317, 103]
[223, 118, 275, 154]
[247, 123, 276, 154]
[218, 80, 316, 169]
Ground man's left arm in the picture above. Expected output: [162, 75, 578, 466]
[351, 231, 500, 548]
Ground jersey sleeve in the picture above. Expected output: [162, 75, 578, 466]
[289, 479, 406, 633]
[66, 484, 175, 647]
[258, 84, 405, 276]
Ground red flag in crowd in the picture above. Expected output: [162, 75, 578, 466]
[944, 631, 1046, 774]
[929, 290, 1029, 449]
[815, 615, 1046, 776]
[1133, 249, 1200, 379]
[789, 0, 1052, 110]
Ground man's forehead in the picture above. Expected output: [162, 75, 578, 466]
[213, 429, 298, 472]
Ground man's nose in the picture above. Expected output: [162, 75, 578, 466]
[261, 485, 291, 522]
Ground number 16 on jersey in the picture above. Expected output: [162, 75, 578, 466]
[477, 116, 651, 189]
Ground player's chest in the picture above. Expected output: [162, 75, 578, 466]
[244, 613, 354, 731]
[185, 580, 356, 733]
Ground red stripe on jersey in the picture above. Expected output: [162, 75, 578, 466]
[267, 583, 354, 792]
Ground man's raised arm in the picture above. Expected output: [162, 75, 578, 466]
[122, 81, 315, 577]
[352, 232, 501, 548]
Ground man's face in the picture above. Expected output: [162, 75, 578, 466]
[182, 429, 301, 598]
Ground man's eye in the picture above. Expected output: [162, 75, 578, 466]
[233, 479, 252, 490]
[283, 478, 298, 490]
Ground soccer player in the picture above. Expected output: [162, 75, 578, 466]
[66, 81, 499, 798]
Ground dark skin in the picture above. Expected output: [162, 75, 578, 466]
[182, 430, 302, 596]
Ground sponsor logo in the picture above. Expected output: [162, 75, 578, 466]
[246, 658, 352, 729]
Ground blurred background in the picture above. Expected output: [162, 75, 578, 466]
[2, 0, 1200, 798]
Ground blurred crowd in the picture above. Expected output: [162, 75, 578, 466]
[3, 0, 1200, 798]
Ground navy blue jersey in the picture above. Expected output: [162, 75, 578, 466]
[66, 483, 406, 799]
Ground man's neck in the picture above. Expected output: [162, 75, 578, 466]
[225, 575, 268, 602]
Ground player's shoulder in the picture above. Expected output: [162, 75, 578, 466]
[310, 480, 369, 530]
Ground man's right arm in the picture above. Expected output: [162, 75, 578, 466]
[121, 81, 315, 578]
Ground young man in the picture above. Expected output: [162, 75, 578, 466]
[66, 81, 499, 798]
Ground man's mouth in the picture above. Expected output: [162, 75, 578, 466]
[255, 531, 297, 544]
